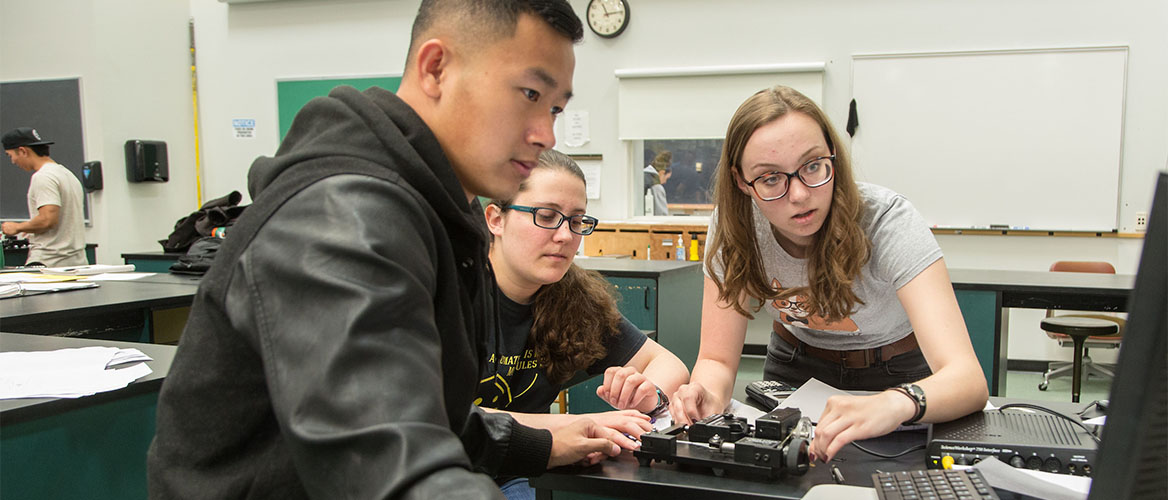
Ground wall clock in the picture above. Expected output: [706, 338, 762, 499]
[586, 0, 630, 39]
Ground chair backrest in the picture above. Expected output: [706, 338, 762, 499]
[1050, 261, 1116, 274]
[1046, 261, 1123, 343]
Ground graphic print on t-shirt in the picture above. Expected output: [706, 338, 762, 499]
[474, 349, 541, 408]
[770, 278, 860, 334]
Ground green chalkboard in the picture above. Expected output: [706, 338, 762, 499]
[1, 78, 89, 221]
[276, 76, 402, 141]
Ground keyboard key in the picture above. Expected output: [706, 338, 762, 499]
[872, 469, 999, 500]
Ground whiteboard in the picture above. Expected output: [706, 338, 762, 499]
[850, 47, 1127, 231]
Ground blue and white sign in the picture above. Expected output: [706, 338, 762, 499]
[232, 118, 256, 139]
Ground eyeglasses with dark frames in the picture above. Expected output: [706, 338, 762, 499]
[743, 155, 835, 201]
[506, 205, 599, 235]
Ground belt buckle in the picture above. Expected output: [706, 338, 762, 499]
[840, 350, 865, 369]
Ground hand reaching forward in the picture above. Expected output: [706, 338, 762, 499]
[596, 366, 658, 412]
[547, 417, 623, 468]
[667, 381, 724, 426]
[809, 390, 916, 462]
[584, 410, 652, 450]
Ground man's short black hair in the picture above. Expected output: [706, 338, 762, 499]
[28, 144, 50, 157]
[409, 0, 583, 60]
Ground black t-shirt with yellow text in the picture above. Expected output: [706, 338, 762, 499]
[474, 291, 647, 413]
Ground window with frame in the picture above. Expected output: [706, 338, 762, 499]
[618, 64, 825, 217]
[639, 139, 723, 216]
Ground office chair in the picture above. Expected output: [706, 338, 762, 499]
[1038, 261, 1124, 402]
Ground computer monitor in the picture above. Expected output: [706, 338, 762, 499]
[1087, 171, 1167, 499]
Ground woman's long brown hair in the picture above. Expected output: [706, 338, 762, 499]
[491, 149, 624, 384]
[706, 85, 870, 321]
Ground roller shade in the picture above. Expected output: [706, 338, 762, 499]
[617, 63, 825, 140]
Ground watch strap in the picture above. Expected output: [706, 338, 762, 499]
[647, 385, 670, 418]
[895, 383, 927, 425]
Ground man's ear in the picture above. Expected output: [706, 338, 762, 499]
[412, 38, 450, 99]
[484, 203, 506, 237]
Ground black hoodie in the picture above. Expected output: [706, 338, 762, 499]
[148, 86, 551, 499]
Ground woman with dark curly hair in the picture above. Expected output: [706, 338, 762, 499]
[480, 149, 688, 499]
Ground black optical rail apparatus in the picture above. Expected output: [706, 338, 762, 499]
[927, 411, 1097, 476]
[635, 408, 811, 479]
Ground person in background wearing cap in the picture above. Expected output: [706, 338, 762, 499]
[2, 127, 87, 267]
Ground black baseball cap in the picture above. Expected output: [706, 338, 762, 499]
[2, 127, 54, 150]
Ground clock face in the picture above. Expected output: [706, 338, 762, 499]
[586, 0, 629, 38]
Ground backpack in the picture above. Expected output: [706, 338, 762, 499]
[160, 191, 247, 253]
[168, 236, 223, 276]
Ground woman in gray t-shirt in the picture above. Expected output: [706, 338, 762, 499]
[670, 86, 988, 463]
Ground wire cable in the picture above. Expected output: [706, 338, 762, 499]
[851, 441, 926, 459]
[997, 403, 1101, 444]
[1076, 399, 1106, 417]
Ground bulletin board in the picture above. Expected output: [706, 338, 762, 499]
[276, 75, 401, 141]
[1, 78, 89, 221]
[850, 47, 1127, 231]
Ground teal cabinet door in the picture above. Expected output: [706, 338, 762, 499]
[2, 393, 158, 500]
[606, 277, 657, 331]
[955, 289, 1001, 395]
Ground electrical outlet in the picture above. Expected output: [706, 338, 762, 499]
[1135, 212, 1148, 233]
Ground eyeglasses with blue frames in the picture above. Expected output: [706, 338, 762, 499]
[743, 155, 835, 201]
[506, 205, 599, 235]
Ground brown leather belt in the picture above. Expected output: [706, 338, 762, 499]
[773, 321, 919, 369]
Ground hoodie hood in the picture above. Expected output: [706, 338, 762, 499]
[248, 85, 482, 238]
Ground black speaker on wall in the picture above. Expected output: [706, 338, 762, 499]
[125, 140, 168, 183]
[81, 161, 102, 192]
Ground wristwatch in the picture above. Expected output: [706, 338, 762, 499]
[894, 383, 927, 425]
[647, 385, 670, 418]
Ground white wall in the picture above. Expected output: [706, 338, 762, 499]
[8, 0, 1160, 362]
[189, 0, 418, 199]
[0, 0, 198, 264]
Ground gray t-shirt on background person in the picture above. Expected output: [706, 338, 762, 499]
[708, 183, 943, 350]
[26, 162, 87, 266]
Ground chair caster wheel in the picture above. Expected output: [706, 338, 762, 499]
[1038, 382, 1049, 391]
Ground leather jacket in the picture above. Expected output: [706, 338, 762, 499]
[148, 87, 551, 499]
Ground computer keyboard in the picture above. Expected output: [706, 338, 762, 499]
[872, 468, 998, 500]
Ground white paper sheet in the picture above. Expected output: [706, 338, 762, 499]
[80, 272, 156, 281]
[973, 456, 1090, 499]
[0, 347, 153, 399]
[41, 264, 136, 275]
[776, 377, 848, 423]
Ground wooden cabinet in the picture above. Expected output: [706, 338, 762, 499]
[583, 221, 709, 261]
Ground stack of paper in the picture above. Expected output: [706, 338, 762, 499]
[0, 272, 83, 283]
[0, 272, 101, 298]
[0, 346, 153, 399]
[41, 264, 136, 275]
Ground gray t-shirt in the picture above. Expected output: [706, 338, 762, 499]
[708, 183, 942, 350]
[26, 162, 87, 266]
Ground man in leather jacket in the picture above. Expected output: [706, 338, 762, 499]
[148, 1, 622, 498]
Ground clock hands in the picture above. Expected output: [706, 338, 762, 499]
[602, 0, 623, 16]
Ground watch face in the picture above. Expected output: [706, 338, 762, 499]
[586, 0, 629, 38]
